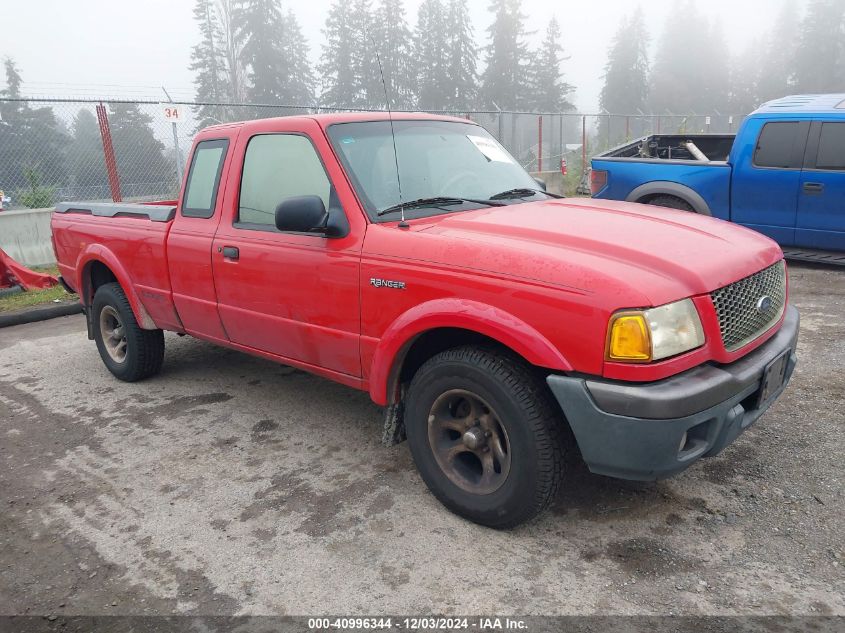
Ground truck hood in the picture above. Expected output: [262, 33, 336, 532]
[410, 198, 783, 306]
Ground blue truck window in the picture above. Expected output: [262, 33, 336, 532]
[754, 122, 802, 169]
[815, 123, 845, 171]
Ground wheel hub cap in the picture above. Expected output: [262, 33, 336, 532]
[99, 305, 128, 363]
[427, 389, 511, 495]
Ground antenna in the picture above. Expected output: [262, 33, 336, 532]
[370, 36, 407, 227]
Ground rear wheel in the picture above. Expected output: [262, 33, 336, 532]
[92, 282, 164, 382]
[645, 195, 694, 212]
[405, 346, 569, 528]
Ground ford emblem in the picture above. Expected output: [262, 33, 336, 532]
[756, 295, 773, 313]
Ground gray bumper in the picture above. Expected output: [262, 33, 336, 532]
[547, 305, 799, 481]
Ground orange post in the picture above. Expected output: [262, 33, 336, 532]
[96, 103, 122, 203]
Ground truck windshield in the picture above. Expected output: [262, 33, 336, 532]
[327, 120, 549, 221]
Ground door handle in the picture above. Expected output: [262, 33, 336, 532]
[803, 182, 824, 195]
[220, 246, 239, 260]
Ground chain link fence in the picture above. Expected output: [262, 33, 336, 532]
[0, 97, 747, 210]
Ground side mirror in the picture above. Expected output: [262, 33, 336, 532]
[275, 195, 327, 233]
[533, 177, 547, 191]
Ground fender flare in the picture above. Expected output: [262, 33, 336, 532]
[368, 298, 573, 406]
[75, 245, 157, 330]
[626, 181, 712, 216]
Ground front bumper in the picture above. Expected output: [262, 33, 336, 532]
[547, 305, 799, 481]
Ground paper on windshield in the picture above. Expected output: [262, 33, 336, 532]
[467, 135, 514, 163]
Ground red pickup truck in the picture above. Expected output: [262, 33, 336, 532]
[52, 113, 799, 528]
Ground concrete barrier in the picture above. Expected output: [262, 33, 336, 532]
[530, 171, 566, 196]
[0, 208, 55, 268]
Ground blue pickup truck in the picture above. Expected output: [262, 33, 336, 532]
[590, 94, 845, 260]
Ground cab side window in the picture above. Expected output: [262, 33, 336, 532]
[237, 134, 331, 228]
[182, 139, 228, 218]
[815, 122, 845, 171]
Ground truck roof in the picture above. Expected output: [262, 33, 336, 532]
[201, 111, 473, 133]
[751, 93, 845, 116]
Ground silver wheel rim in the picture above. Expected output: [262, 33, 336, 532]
[99, 305, 127, 363]
[427, 389, 511, 495]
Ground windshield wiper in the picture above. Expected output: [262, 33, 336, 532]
[489, 187, 564, 200]
[377, 196, 503, 217]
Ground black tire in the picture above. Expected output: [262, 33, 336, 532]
[91, 282, 164, 382]
[645, 195, 695, 212]
[0, 285, 23, 299]
[405, 346, 569, 529]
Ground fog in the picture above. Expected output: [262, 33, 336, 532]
[0, 0, 806, 111]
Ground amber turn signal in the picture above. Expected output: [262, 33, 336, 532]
[607, 313, 651, 361]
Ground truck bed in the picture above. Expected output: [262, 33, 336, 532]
[598, 134, 735, 163]
[52, 200, 181, 331]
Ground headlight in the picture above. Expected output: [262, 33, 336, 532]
[607, 298, 705, 362]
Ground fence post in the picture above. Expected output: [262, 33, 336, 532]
[496, 107, 504, 143]
[559, 114, 564, 167]
[538, 115, 543, 172]
[162, 87, 184, 186]
[581, 115, 587, 175]
[625, 116, 630, 141]
[96, 103, 122, 203]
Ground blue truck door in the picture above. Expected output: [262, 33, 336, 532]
[796, 121, 845, 251]
[730, 119, 810, 246]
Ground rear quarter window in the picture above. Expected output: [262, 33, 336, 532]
[753, 122, 802, 169]
[182, 139, 229, 218]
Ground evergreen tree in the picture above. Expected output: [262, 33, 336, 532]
[1, 57, 22, 99]
[443, 0, 478, 111]
[372, 0, 414, 109]
[234, 0, 285, 103]
[528, 16, 573, 113]
[480, 0, 531, 110]
[414, 0, 450, 110]
[320, 0, 380, 108]
[108, 103, 172, 196]
[319, 0, 358, 108]
[0, 59, 69, 201]
[280, 9, 316, 106]
[190, 0, 229, 129]
[756, 0, 799, 103]
[698, 19, 731, 115]
[599, 8, 649, 142]
[0, 59, 27, 198]
[729, 39, 763, 117]
[348, 0, 382, 108]
[68, 109, 109, 196]
[794, 0, 845, 93]
[217, 0, 247, 104]
[649, 1, 731, 118]
[234, 0, 314, 107]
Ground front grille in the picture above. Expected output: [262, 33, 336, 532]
[711, 261, 786, 352]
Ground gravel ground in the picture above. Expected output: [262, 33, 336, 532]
[0, 263, 842, 618]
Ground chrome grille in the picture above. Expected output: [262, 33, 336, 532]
[711, 261, 786, 352]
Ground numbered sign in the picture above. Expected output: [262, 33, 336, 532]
[161, 104, 182, 123]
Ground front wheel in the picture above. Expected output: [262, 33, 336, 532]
[92, 282, 164, 382]
[405, 346, 569, 528]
